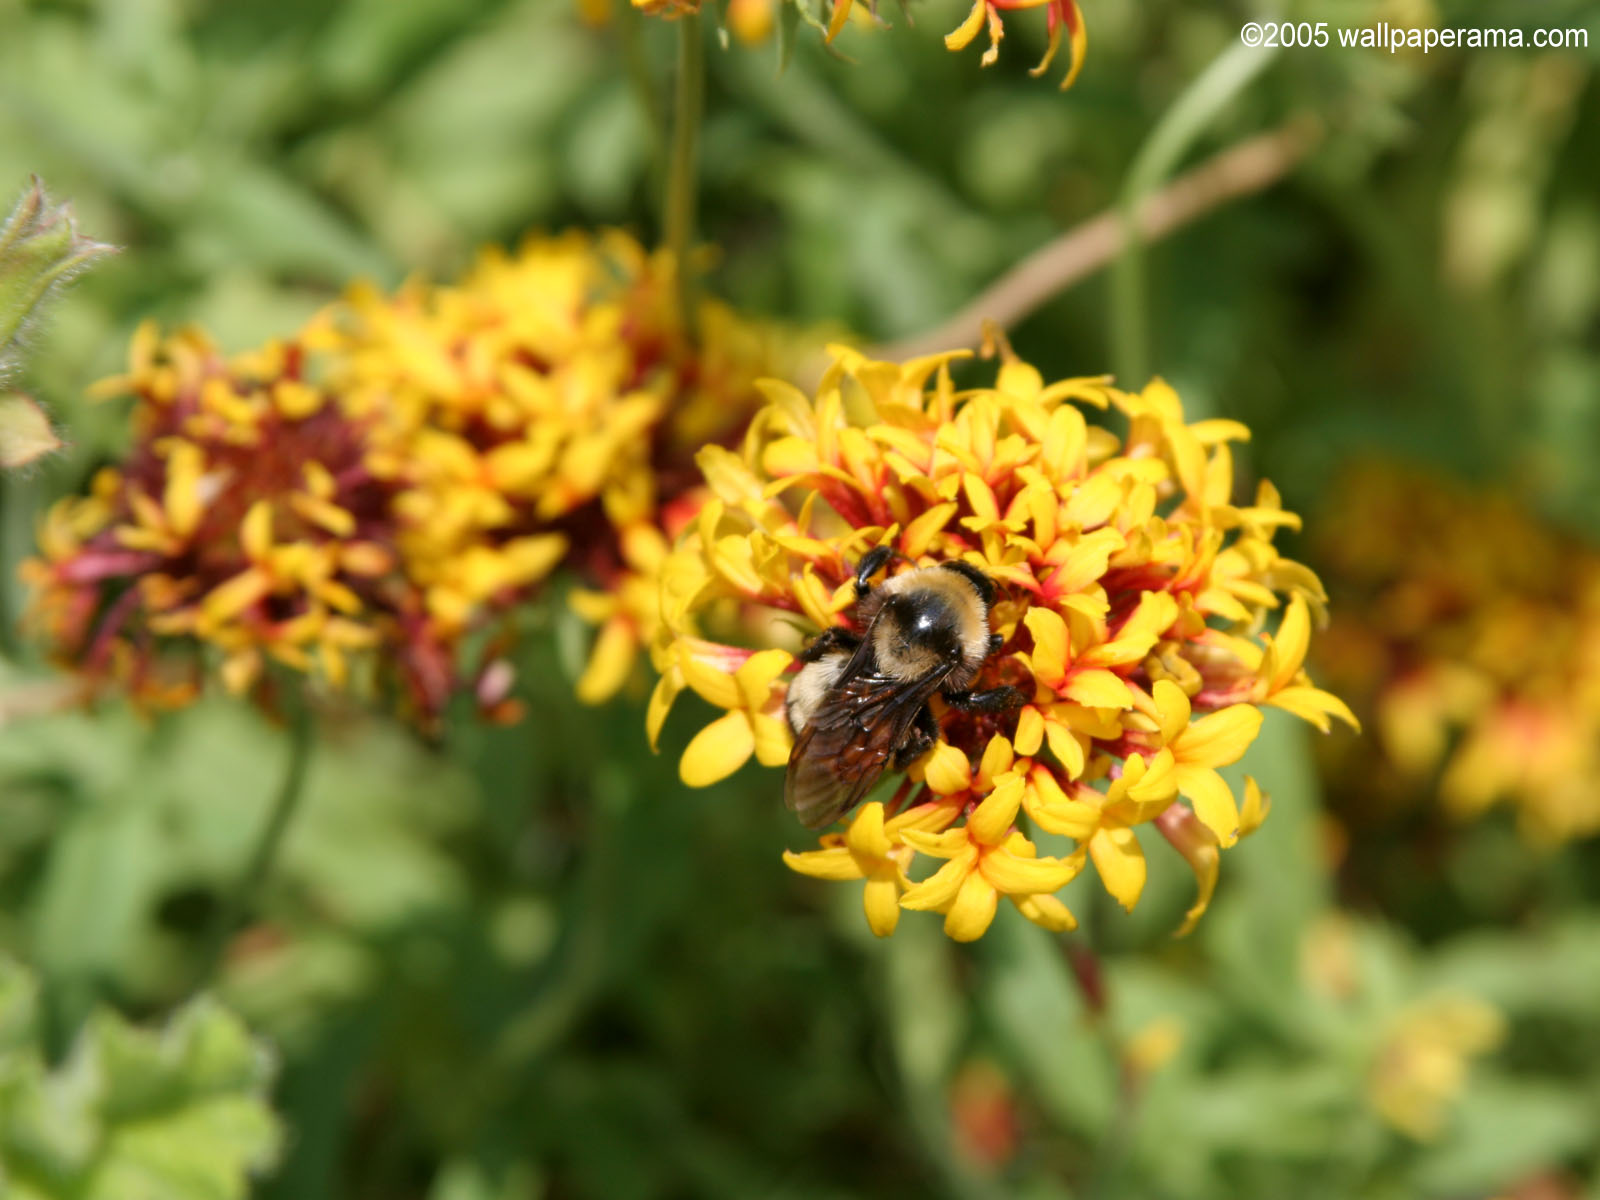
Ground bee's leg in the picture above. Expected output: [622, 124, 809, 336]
[798, 625, 860, 663]
[853, 545, 897, 599]
[892, 704, 941, 769]
[987, 633, 1004, 656]
[941, 685, 1027, 714]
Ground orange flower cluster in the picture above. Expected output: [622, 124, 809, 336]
[1314, 462, 1600, 841]
[650, 345, 1354, 941]
[23, 233, 783, 724]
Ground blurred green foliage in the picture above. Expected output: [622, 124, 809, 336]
[2, 0, 1600, 1196]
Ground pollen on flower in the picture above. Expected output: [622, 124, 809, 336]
[649, 343, 1355, 942]
[23, 232, 785, 724]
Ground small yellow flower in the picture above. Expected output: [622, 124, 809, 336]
[900, 770, 1083, 941]
[676, 645, 794, 785]
[783, 799, 961, 935]
[1370, 995, 1504, 1141]
[651, 344, 1353, 940]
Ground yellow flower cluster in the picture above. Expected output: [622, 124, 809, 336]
[1314, 462, 1600, 842]
[649, 345, 1355, 942]
[24, 233, 781, 724]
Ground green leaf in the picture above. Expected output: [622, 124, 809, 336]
[0, 958, 282, 1200]
[1411, 1075, 1596, 1195]
[776, 0, 801, 74]
[1427, 919, 1600, 1019]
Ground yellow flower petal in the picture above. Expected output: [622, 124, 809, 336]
[783, 846, 864, 882]
[750, 711, 794, 767]
[1013, 705, 1046, 756]
[967, 772, 1025, 845]
[680, 710, 754, 787]
[241, 500, 274, 562]
[863, 876, 901, 937]
[979, 845, 1080, 895]
[943, 871, 999, 942]
[735, 648, 795, 709]
[846, 801, 893, 861]
[1063, 669, 1132, 710]
[901, 847, 979, 911]
[1089, 825, 1146, 911]
[944, 0, 988, 52]
[923, 741, 973, 795]
[1174, 764, 1240, 848]
[1023, 606, 1068, 683]
[646, 670, 683, 752]
[1013, 891, 1078, 932]
[1153, 678, 1190, 744]
[201, 566, 271, 622]
[1238, 776, 1271, 837]
[1268, 686, 1361, 734]
[163, 442, 205, 538]
[679, 647, 743, 710]
[976, 734, 1015, 789]
[1269, 593, 1311, 693]
[1175, 704, 1263, 768]
[575, 617, 637, 705]
[886, 799, 965, 838]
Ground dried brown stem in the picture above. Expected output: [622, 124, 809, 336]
[865, 117, 1322, 366]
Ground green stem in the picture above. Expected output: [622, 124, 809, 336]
[664, 11, 705, 333]
[621, 4, 666, 187]
[1111, 41, 1278, 386]
[195, 703, 314, 989]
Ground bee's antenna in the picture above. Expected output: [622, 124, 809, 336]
[853, 545, 898, 597]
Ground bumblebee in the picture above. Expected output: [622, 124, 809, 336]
[784, 547, 1024, 829]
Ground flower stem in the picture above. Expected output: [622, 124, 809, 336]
[621, 4, 665, 187]
[195, 703, 314, 989]
[664, 11, 705, 335]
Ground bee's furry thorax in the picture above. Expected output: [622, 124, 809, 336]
[860, 565, 992, 687]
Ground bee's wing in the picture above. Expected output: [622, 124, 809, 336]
[784, 666, 947, 830]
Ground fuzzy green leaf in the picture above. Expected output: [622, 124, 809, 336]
[0, 959, 282, 1200]
[0, 178, 116, 382]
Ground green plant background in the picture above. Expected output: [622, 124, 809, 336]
[2, 0, 1599, 1196]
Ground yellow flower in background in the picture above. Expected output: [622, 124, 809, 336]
[726, 0, 777, 43]
[1301, 913, 1502, 1142]
[1314, 462, 1600, 842]
[649, 343, 1354, 941]
[630, 0, 702, 14]
[946, 0, 1089, 89]
[24, 233, 786, 724]
[1370, 994, 1504, 1141]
